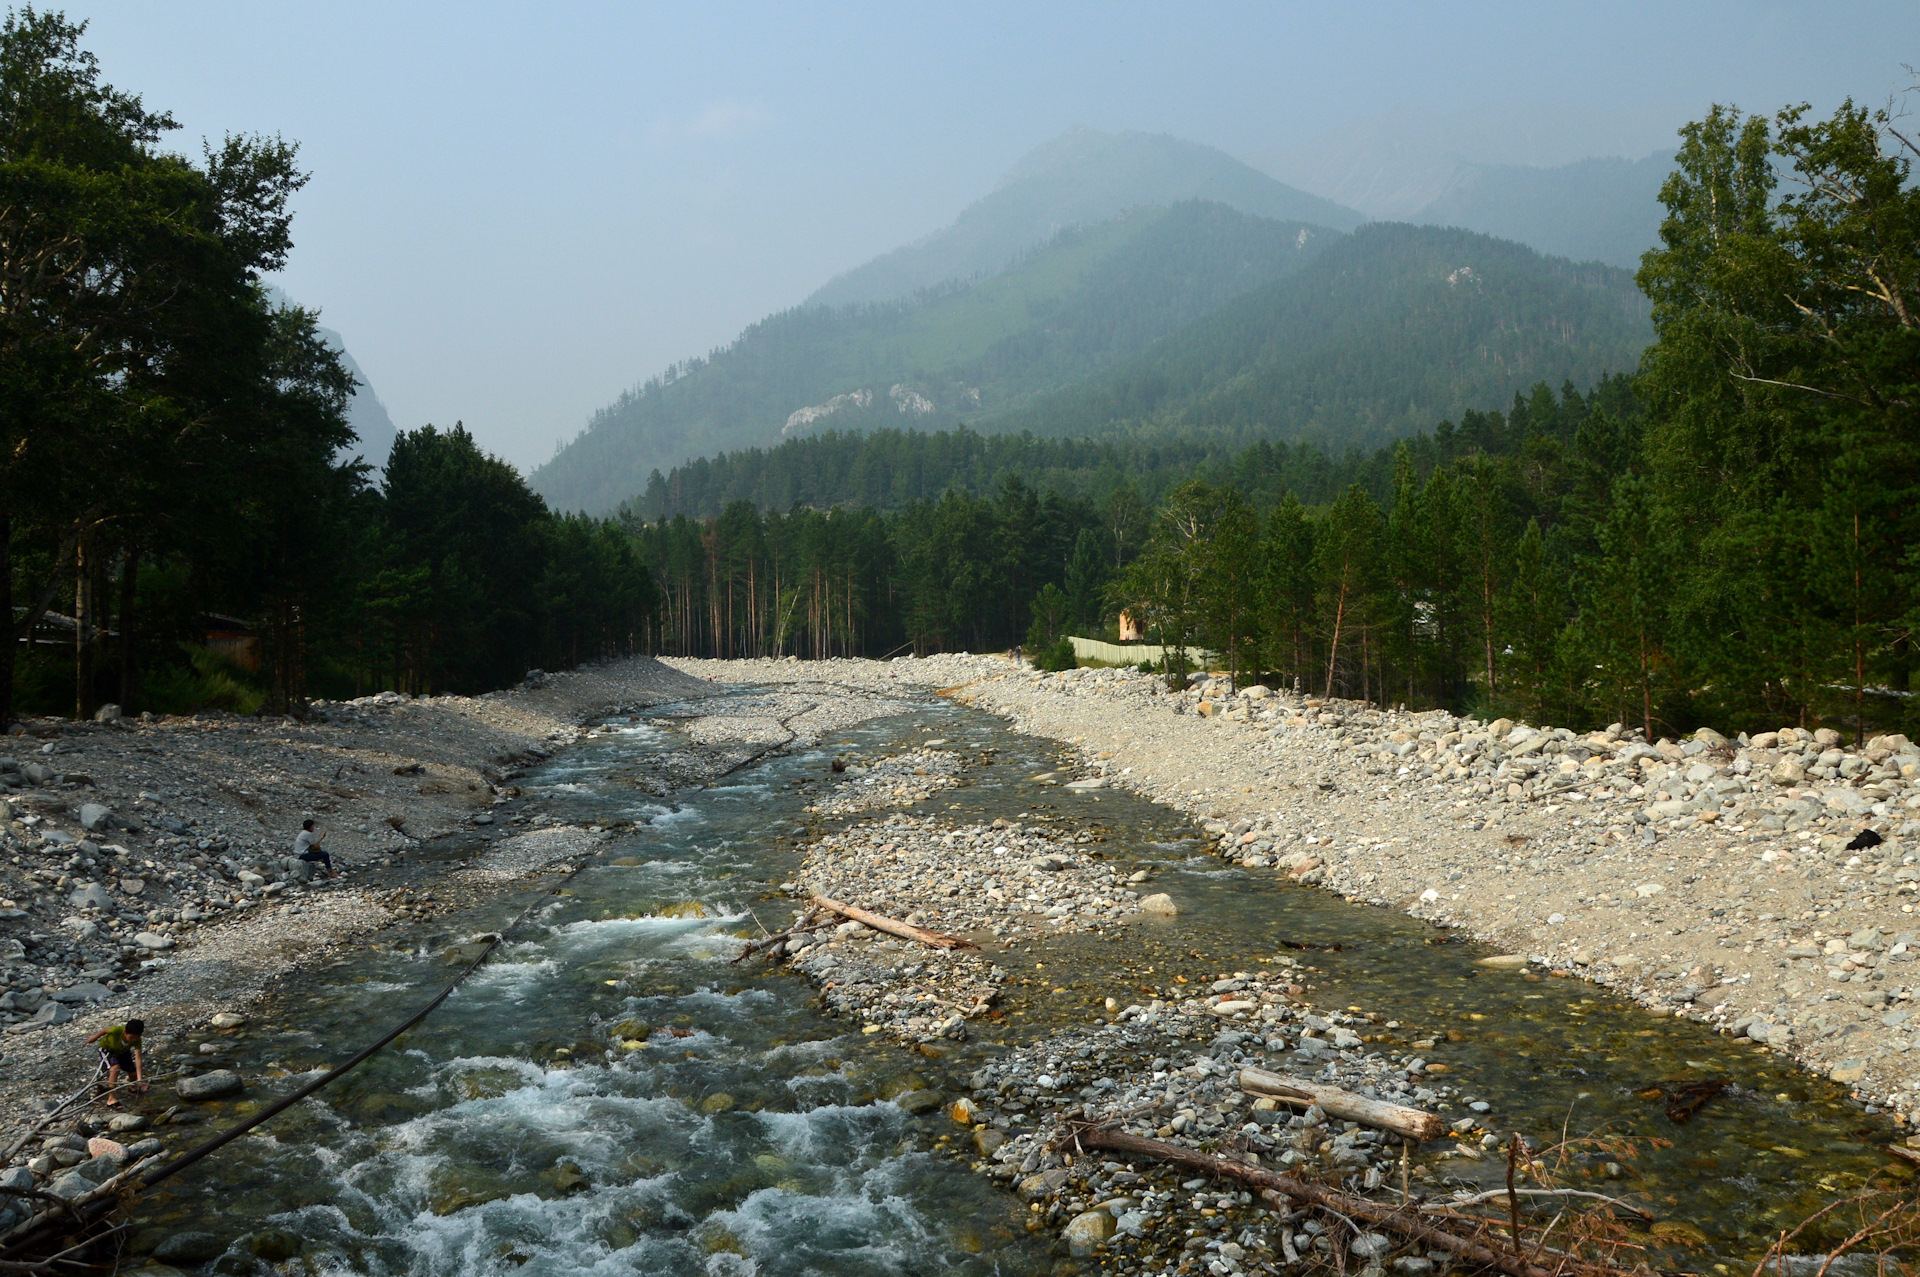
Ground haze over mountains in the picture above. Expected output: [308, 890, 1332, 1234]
[805, 127, 1363, 308]
[529, 126, 1668, 514]
[1254, 107, 1673, 269]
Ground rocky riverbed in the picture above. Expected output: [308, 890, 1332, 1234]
[748, 730, 1630, 1276]
[0, 659, 920, 1157]
[674, 654, 1920, 1133]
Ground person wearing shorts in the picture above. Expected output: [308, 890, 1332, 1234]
[86, 1019, 145, 1106]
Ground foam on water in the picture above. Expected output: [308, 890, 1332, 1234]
[275, 1054, 983, 1276]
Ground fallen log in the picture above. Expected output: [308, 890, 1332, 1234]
[1239, 1067, 1446, 1142]
[1073, 1125, 1620, 1277]
[811, 896, 976, 950]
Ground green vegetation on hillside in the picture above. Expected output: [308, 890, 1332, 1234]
[625, 90, 1920, 743]
[996, 222, 1650, 451]
[629, 375, 1639, 520]
[532, 201, 1330, 513]
[1114, 96, 1920, 738]
[619, 379, 1623, 667]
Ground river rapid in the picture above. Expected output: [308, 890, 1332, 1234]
[124, 690, 1906, 1275]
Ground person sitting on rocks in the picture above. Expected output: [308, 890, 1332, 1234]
[86, 1018, 145, 1107]
[294, 819, 337, 878]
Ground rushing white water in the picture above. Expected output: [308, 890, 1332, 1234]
[138, 697, 1044, 1276]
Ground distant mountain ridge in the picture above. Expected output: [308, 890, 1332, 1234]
[1255, 121, 1673, 269]
[992, 222, 1651, 451]
[1406, 153, 1672, 270]
[531, 124, 1658, 515]
[532, 201, 1332, 512]
[804, 126, 1362, 308]
[325, 336, 398, 470]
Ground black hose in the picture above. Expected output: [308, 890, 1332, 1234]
[139, 867, 575, 1190]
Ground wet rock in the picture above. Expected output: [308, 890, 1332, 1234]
[1137, 893, 1178, 916]
[175, 1069, 243, 1101]
[1020, 1168, 1071, 1199]
[1063, 1208, 1117, 1255]
[896, 1089, 944, 1115]
[248, 1228, 301, 1262]
[208, 1012, 246, 1029]
[699, 1092, 736, 1114]
[548, 1161, 590, 1194]
[153, 1232, 226, 1264]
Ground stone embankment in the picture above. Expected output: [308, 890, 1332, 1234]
[676, 654, 1920, 1128]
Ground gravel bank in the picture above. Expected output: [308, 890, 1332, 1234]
[737, 703, 1548, 1275]
[675, 654, 1920, 1130]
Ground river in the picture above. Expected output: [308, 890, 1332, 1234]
[123, 690, 1905, 1275]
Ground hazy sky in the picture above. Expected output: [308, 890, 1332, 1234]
[66, 1, 1916, 470]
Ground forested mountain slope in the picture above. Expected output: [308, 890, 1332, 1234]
[806, 126, 1362, 308]
[993, 222, 1651, 452]
[531, 202, 1330, 512]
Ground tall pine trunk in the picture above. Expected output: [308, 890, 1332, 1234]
[74, 535, 92, 720]
[118, 546, 139, 712]
[0, 493, 12, 732]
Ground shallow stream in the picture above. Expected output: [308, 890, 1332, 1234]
[127, 692, 1905, 1274]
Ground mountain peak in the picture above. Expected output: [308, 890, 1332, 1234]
[804, 126, 1361, 309]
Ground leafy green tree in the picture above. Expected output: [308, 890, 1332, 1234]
[1314, 484, 1386, 700]
[1202, 486, 1262, 686]
[1063, 527, 1110, 631]
[1260, 493, 1317, 694]
[1495, 520, 1567, 722]
[0, 8, 314, 722]
[1025, 582, 1071, 653]
[1565, 475, 1675, 737]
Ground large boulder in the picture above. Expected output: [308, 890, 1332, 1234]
[175, 1070, 243, 1101]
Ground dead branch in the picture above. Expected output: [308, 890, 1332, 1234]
[732, 906, 831, 965]
[1438, 1189, 1652, 1221]
[1073, 1124, 1623, 1277]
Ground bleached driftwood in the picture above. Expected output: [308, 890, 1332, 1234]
[1239, 1067, 1445, 1142]
[811, 896, 976, 950]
